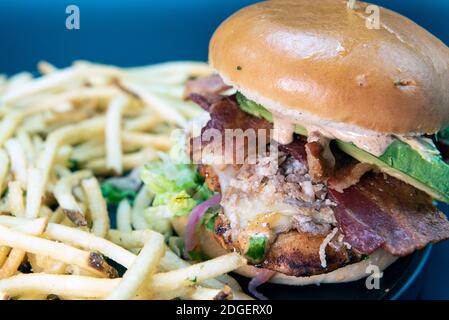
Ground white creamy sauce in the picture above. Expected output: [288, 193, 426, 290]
[272, 116, 441, 160]
[306, 125, 395, 157]
[273, 116, 295, 145]
[271, 116, 394, 156]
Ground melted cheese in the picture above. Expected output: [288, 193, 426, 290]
[212, 164, 297, 241]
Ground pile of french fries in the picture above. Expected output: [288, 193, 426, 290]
[0, 61, 251, 300]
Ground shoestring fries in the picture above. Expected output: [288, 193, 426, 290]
[0, 61, 252, 300]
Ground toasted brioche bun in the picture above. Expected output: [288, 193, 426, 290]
[172, 216, 398, 285]
[209, 0, 449, 135]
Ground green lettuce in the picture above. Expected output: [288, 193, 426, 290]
[101, 182, 137, 205]
[140, 140, 215, 235]
[144, 205, 173, 236]
[141, 155, 200, 194]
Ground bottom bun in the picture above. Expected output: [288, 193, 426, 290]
[173, 216, 398, 286]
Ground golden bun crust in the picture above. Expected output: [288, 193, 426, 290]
[209, 0, 449, 134]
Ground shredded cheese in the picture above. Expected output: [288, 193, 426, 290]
[319, 227, 338, 268]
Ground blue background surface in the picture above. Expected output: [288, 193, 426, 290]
[0, 0, 448, 299]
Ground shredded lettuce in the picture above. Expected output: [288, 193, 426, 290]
[140, 140, 216, 236]
[168, 190, 198, 217]
[141, 161, 199, 195]
[101, 182, 137, 205]
[144, 205, 173, 236]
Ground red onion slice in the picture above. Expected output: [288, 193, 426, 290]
[185, 194, 221, 253]
[248, 269, 275, 300]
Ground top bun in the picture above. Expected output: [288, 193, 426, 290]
[209, 0, 449, 134]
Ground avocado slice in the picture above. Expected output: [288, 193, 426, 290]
[236, 93, 449, 203]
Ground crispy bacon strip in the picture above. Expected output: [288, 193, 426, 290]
[330, 173, 449, 256]
[278, 138, 308, 164]
[189, 94, 272, 164]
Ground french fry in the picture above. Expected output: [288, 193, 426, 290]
[0, 247, 11, 268]
[0, 149, 9, 194]
[0, 249, 29, 279]
[2, 65, 121, 104]
[66, 265, 102, 277]
[147, 253, 246, 292]
[71, 139, 137, 163]
[107, 229, 149, 249]
[49, 207, 65, 224]
[54, 170, 92, 226]
[0, 216, 47, 233]
[85, 148, 156, 174]
[105, 95, 129, 175]
[43, 222, 136, 268]
[72, 144, 105, 163]
[122, 132, 171, 151]
[0, 60, 248, 300]
[7, 181, 25, 217]
[106, 229, 238, 292]
[31, 135, 44, 154]
[131, 187, 152, 230]
[5, 138, 28, 188]
[148, 287, 193, 300]
[25, 167, 43, 219]
[38, 117, 106, 196]
[125, 61, 211, 85]
[116, 199, 132, 232]
[120, 80, 187, 127]
[81, 177, 110, 237]
[37, 60, 57, 75]
[17, 294, 49, 300]
[7, 71, 33, 87]
[0, 224, 117, 278]
[27, 253, 67, 275]
[0, 291, 9, 300]
[38, 205, 53, 219]
[0, 218, 48, 279]
[0, 112, 25, 147]
[106, 232, 165, 300]
[124, 113, 164, 131]
[156, 249, 231, 291]
[24, 87, 122, 116]
[54, 145, 73, 167]
[17, 130, 35, 164]
[0, 274, 120, 298]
